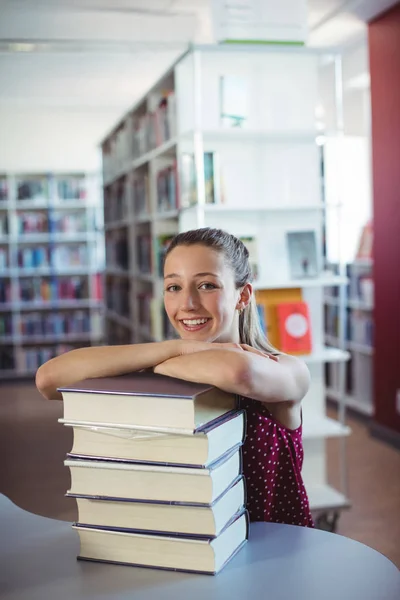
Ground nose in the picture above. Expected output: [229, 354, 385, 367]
[180, 287, 200, 311]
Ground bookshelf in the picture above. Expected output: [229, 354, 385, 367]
[100, 45, 351, 526]
[0, 172, 104, 378]
[325, 259, 374, 417]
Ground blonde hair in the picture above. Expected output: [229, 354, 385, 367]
[165, 227, 278, 354]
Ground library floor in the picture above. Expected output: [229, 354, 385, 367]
[1, 381, 399, 568]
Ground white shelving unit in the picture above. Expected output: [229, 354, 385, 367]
[325, 259, 374, 417]
[100, 44, 351, 525]
[0, 172, 104, 377]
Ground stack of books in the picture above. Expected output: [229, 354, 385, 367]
[59, 372, 248, 575]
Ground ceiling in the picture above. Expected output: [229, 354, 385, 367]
[0, 1, 396, 120]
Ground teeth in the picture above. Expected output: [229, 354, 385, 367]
[182, 318, 208, 326]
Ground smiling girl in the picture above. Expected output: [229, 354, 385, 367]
[36, 227, 314, 527]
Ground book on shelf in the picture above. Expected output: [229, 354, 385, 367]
[0, 347, 14, 370]
[180, 151, 222, 208]
[16, 175, 49, 203]
[18, 276, 89, 303]
[137, 291, 152, 330]
[55, 174, 87, 202]
[0, 213, 8, 235]
[356, 220, 373, 260]
[0, 313, 12, 335]
[154, 90, 176, 144]
[64, 446, 241, 504]
[0, 247, 8, 269]
[69, 476, 245, 538]
[239, 236, 258, 281]
[350, 311, 374, 348]
[286, 230, 319, 279]
[62, 409, 245, 467]
[136, 234, 152, 274]
[0, 280, 11, 303]
[17, 211, 48, 234]
[255, 288, 303, 349]
[0, 177, 8, 201]
[58, 372, 238, 432]
[72, 509, 248, 575]
[276, 301, 312, 355]
[133, 173, 150, 216]
[156, 163, 178, 213]
[50, 211, 88, 234]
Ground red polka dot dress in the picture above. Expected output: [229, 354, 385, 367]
[240, 397, 314, 527]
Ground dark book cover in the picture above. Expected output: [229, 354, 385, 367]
[58, 371, 231, 399]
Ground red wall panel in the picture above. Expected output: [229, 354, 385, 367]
[368, 3, 400, 434]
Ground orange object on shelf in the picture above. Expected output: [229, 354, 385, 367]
[255, 288, 303, 349]
[276, 301, 312, 355]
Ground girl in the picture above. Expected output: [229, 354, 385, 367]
[36, 227, 314, 528]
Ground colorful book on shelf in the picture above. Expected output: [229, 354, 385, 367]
[72, 509, 248, 575]
[69, 476, 246, 538]
[255, 288, 303, 348]
[180, 152, 221, 208]
[286, 230, 319, 279]
[355, 220, 373, 260]
[276, 301, 312, 355]
[61, 409, 245, 467]
[155, 234, 175, 277]
[240, 236, 258, 280]
[64, 445, 242, 504]
[58, 372, 238, 432]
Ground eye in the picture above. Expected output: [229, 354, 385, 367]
[199, 282, 217, 290]
[165, 284, 180, 292]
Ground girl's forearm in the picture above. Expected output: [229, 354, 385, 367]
[154, 349, 246, 394]
[36, 340, 180, 401]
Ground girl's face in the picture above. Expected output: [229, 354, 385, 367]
[163, 244, 243, 343]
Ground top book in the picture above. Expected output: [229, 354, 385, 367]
[58, 372, 237, 433]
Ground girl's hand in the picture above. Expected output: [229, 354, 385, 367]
[240, 344, 279, 361]
[178, 340, 215, 355]
[178, 340, 244, 355]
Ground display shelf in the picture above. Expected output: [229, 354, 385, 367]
[324, 295, 374, 310]
[326, 387, 374, 417]
[0, 171, 104, 378]
[303, 416, 351, 439]
[104, 220, 130, 232]
[347, 341, 374, 356]
[254, 276, 348, 291]
[105, 267, 130, 278]
[302, 348, 350, 364]
[101, 44, 352, 525]
[13, 333, 100, 345]
[307, 484, 350, 511]
[15, 300, 102, 311]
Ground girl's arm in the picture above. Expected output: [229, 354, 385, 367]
[36, 340, 188, 401]
[154, 347, 310, 405]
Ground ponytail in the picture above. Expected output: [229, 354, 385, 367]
[239, 294, 279, 354]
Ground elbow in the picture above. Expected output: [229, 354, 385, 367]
[35, 363, 57, 401]
[291, 359, 311, 404]
[225, 356, 253, 398]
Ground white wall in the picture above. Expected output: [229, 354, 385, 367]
[0, 107, 121, 173]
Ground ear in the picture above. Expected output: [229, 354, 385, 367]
[236, 283, 253, 311]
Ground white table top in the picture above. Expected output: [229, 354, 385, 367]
[0, 494, 399, 600]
